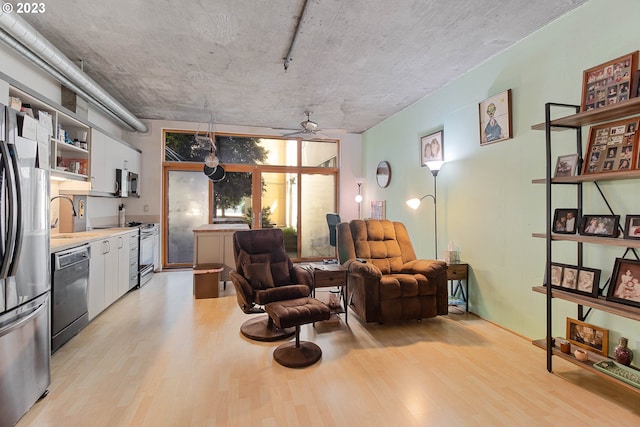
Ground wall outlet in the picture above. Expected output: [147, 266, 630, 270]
[144, 204, 149, 212]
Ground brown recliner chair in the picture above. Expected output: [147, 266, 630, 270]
[230, 228, 313, 341]
[337, 219, 448, 323]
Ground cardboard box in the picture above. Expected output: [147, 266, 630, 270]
[193, 263, 223, 299]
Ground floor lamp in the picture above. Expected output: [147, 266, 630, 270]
[406, 162, 443, 259]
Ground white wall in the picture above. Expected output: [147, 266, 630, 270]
[361, 0, 640, 347]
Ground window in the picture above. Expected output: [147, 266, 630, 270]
[163, 131, 338, 266]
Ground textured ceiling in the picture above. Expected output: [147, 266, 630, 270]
[21, 0, 588, 133]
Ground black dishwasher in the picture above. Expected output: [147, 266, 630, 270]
[51, 244, 90, 353]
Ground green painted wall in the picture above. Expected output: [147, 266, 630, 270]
[361, 0, 640, 350]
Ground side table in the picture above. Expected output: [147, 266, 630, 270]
[309, 263, 349, 324]
[447, 262, 469, 312]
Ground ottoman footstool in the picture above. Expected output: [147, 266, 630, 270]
[264, 297, 331, 368]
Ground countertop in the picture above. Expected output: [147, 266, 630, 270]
[50, 228, 136, 252]
[193, 223, 250, 233]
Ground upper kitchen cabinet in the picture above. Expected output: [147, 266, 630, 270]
[88, 127, 141, 196]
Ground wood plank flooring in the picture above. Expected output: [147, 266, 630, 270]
[16, 271, 640, 426]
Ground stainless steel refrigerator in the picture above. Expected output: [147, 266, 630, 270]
[0, 104, 51, 427]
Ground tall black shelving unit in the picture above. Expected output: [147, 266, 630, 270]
[531, 98, 640, 394]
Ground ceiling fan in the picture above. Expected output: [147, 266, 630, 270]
[280, 111, 344, 138]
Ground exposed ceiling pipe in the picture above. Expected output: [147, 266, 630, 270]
[0, 30, 137, 131]
[0, 5, 148, 133]
[282, 0, 310, 72]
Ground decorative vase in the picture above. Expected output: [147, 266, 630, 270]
[614, 337, 634, 366]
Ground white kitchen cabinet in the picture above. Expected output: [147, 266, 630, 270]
[88, 240, 106, 320]
[88, 231, 134, 318]
[89, 128, 142, 196]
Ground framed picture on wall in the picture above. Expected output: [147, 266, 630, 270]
[581, 51, 638, 112]
[420, 130, 444, 166]
[479, 89, 512, 146]
[370, 200, 386, 220]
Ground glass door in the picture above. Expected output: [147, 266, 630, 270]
[165, 170, 209, 266]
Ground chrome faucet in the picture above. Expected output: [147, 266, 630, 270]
[50, 196, 78, 217]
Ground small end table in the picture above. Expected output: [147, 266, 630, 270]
[309, 263, 349, 324]
[447, 262, 469, 312]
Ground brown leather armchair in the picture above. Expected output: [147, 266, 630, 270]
[337, 219, 448, 323]
[230, 228, 313, 341]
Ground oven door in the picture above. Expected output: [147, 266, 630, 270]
[139, 233, 155, 286]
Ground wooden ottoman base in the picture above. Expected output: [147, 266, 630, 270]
[240, 315, 295, 342]
[273, 330, 323, 368]
[265, 297, 331, 368]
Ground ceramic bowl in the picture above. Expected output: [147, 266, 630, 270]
[574, 349, 589, 361]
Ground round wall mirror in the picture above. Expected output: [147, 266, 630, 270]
[376, 161, 391, 188]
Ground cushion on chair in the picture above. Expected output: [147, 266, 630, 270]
[243, 263, 275, 289]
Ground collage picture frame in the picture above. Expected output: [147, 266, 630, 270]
[581, 51, 638, 112]
[583, 118, 639, 175]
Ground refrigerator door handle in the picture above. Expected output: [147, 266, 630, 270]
[0, 139, 16, 280]
[0, 300, 47, 338]
[7, 142, 22, 276]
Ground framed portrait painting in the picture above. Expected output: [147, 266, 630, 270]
[479, 89, 512, 146]
[421, 130, 444, 166]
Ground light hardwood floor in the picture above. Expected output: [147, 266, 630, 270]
[16, 271, 640, 427]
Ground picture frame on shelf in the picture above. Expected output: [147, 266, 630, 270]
[582, 118, 639, 175]
[553, 208, 579, 234]
[420, 130, 443, 166]
[546, 263, 601, 297]
[576, 267, 601, 297]
[581, 51, 638, 112]
[566, 317, 608, 356]
[479, 89, 512, 146]
[550, 263, 563, 287]
[606, 258, 640, 308]
[579, 214, 620, 237]
[623, 215, 640, 240]
[554, 154, 580, 178]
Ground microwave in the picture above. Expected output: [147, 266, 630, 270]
[115, 169, 140, 198]
[128, 171, 140, 197]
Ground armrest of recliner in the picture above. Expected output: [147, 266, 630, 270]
[401, 259, 447, 278]
[230, 270, 255, 313]
[291, 265, 314, 287]
[344, 259, 382, 279]
[401, 259, 448, 315]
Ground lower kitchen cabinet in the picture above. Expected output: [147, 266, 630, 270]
[88, 231, 135, 320]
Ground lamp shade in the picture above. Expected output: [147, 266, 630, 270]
[406, 198, 421, 209]
[355, 194, 363, 203]
[425, 160, 444, 173]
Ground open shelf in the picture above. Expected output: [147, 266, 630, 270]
[531, 286, 640, 321]
[531, 97, 640, 131]
[532, 338, 640, 394]
[532, 169, 640, 184]
[531, 232, 640, 248]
